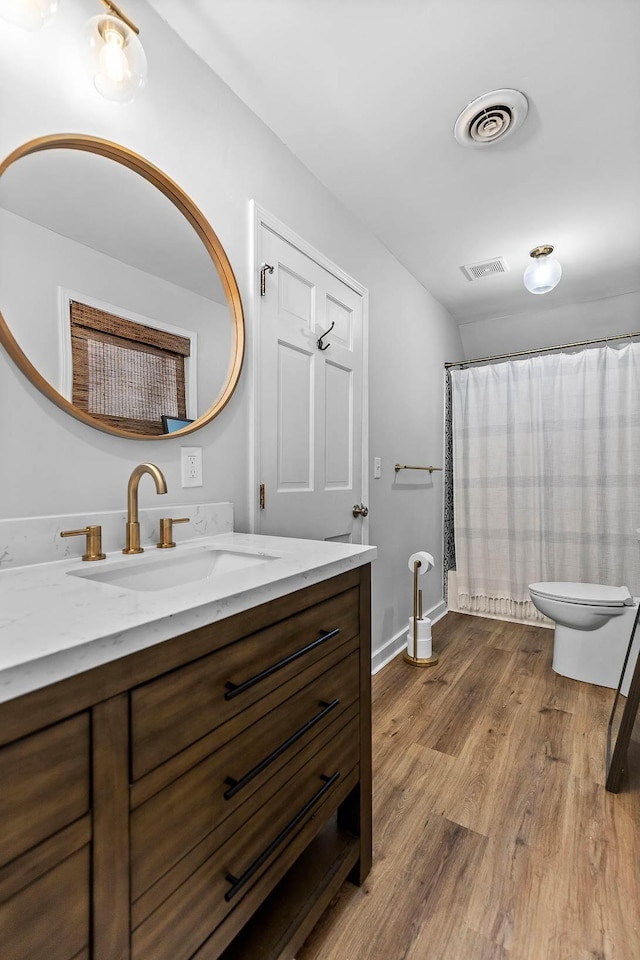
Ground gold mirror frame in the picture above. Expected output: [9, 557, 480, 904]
[0, 134, 245, 439]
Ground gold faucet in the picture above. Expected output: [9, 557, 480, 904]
[123, 463, 168, 554]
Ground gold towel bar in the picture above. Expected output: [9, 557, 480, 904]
[394, 464, 443, 473]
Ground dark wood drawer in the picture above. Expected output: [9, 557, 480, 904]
[131, 650, 359, 900]
[132, 717, 359, 960]
[0, 845, 90, 960]
[0, 714, 90, 868]
[131, 587, 359, 778]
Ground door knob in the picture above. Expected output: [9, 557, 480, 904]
[352, 503, 369, 518]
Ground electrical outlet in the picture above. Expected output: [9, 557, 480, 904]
[181, 446, 203, 487]
[374, 457, 382, 479]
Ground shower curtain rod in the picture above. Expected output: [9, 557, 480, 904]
[444, 330, 640, 369]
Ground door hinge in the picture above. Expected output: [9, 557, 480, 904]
[259, 483, 265, 510]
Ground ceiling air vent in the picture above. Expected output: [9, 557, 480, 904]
[454, 89, 529, 147]
[461, 257, 508, 281]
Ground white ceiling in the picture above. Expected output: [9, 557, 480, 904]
[148, 0, 640, 326]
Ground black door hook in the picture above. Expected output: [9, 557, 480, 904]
[317, 321, 335, 351]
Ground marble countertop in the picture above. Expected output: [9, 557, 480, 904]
[0, 532, 376, 704]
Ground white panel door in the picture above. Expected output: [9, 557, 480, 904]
[257, 223, 367, 543]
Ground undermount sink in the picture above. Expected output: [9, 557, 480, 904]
[67, 545, 277, 592]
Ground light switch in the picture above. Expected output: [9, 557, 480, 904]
[374, 457, 382, 479]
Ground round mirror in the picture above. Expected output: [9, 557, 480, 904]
[0, 135, 244, 438]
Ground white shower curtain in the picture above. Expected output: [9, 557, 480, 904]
[451, 342, 640, 620]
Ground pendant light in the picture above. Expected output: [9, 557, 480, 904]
[0, 0, 58, 31]
[523, 245, 562, 295]
[85, 0, 147, 103]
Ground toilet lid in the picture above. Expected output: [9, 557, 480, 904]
[529, 582, 634, 606]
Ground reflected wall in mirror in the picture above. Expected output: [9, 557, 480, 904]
[606, 606, 640, 792]
[0, 135, 244, 438]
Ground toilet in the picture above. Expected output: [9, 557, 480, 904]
[529, 582, 640, 694]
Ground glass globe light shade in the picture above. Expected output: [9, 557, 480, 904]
[0, 0, 58, 31]
[523, 254, 562, 295]
[85, 14, 147, 103]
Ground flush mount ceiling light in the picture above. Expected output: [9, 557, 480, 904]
[85, 0, 147, 103]
[0, 0, 58, 30]
[454, 89, 529, 147]
[523, 245, 562, 295]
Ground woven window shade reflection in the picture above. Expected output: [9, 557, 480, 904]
[70, 300, 190, 435]
[87, 340, 179, 420]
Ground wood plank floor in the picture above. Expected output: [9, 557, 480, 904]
[297, 612, 640, 960]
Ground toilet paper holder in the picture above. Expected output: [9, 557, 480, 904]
[404, 554, 439, 668]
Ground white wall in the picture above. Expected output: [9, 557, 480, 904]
[0, 0, 462, 661]
[458, 290, 640, 359]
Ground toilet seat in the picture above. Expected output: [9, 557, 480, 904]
[528, 581, 639, 691]
[529, 581, 633, 607]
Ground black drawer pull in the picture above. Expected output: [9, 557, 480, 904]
[224, 628, 340, 700]
[224, 770, 340, 902]
[224, 698, 340, 800]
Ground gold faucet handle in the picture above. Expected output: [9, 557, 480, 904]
[60, 525, 106, 561]
[157, 517, 190, 549]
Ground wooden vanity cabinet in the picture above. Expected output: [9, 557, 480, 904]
[0, 565, 372, 960]
[0, 714, 92, 960]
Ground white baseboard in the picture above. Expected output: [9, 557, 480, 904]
[371, 599, 448, 675]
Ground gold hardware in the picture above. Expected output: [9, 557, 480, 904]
[403, 559, 439, 669]
[260, 264, 274, 296]
[98, 0, 139, 34]
[123, 463, 168, 554]
[60, 525, 106, 561]
[394, 464, 443, 473]
[259, 483, 265, 510]
[352, 503, 369, 517]
[157, 517, 190, 549]
[403, 652, 440, 667]
[529, 244, 554, 259]
[413, 560, 419, 658]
